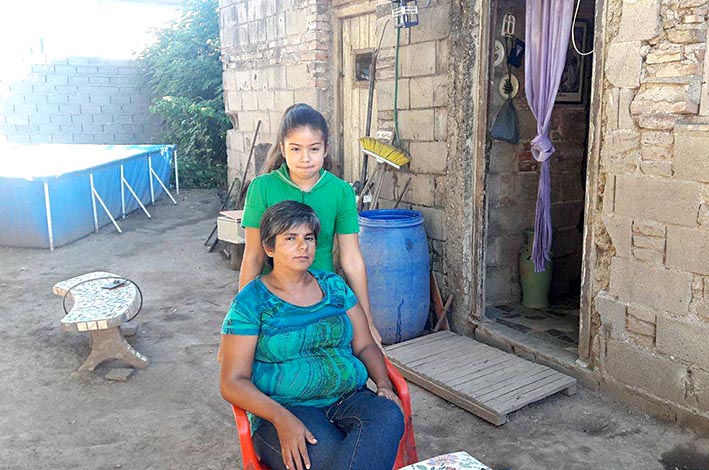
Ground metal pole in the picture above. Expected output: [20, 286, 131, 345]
[120, 165, 126, 219]
[90, 173, 99, 233]
[43, 182, 54, 251]
[172, 147, 179, 195]
[148, 155, 155, 204]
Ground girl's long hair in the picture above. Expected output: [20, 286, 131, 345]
[262, 103, 332, 174]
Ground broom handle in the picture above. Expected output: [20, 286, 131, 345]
[370, 165, 387, 209]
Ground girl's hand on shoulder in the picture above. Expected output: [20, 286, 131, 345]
[273, 412, 317, 470]
[377, 385, 403, 415]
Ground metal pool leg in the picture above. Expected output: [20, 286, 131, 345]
[43, 182, 54, 251]
[90, 173, 123, 234]
[149, 154, 177, 205]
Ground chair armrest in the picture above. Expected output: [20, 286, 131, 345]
[385, 356, 413, 419]
[231, 405, 267, 470]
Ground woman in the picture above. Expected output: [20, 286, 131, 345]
[221, 201, 404, 470]
[239, 103, 381, 344]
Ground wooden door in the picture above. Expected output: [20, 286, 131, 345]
[340, 13, 377, 184]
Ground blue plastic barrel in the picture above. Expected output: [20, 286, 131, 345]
[359, 209, 430, 344]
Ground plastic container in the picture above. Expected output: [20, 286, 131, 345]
[359, 209, 430, 344]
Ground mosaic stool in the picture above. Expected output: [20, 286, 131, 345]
[53, 271, 148, 373]
[399, 451, 492, 470]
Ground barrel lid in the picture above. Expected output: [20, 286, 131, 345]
[359, 209, 423, 228]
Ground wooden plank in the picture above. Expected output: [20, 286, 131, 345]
[453, 360, 551, 395]
[402, 337, 486, 367]
[489, 375, 577, 414]
[385, 331, 457, 353]
[414, 345, 510, 381]
[391, 359, 508, 426]
[472, 370, 560, 407]
[443, 355, 520, 387]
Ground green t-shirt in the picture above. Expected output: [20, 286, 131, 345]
[241, 164, 360, 272]
[222, 269, 368, 431]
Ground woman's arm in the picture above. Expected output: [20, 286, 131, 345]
[337, 233, 382, 346]
[220, 334, 317, 470]
[346, 304, 402, 410]
[239, 227, 265, 290]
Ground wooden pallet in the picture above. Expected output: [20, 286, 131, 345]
[385, 330, 577, 426]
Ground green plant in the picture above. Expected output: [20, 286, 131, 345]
[138, 0, 230, 189]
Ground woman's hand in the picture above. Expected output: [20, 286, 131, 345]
[377, 385, 403, 415]
[273, 412, 318, 470]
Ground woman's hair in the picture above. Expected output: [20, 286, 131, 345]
[262, 103, 332, 173]
[260, 200, 321, 252]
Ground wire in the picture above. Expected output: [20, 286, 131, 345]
[62, 275, 144, 323]
[393, 27, 401, 145]
[571, 0, 593, 56]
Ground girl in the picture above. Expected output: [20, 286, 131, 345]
[221, 201, 403, 470]
[239, 103, 381, 343]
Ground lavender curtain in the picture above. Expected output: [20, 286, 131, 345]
[525, 0, 574, 272]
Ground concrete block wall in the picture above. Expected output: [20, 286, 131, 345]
[373, 1, 451, 273]
[219, 0, 332, 183]
[0, 57, 162, 145]
[484, 0, 591, 305]
[594, 0, 709, 425]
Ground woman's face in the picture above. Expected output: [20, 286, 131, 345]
[265, 223, 316, 271]
[281, 126, 327, 185]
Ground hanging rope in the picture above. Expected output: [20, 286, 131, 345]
[571, 0, 593, 56]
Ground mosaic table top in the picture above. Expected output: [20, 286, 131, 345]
[399, 451, 491, 470]
[53, 272, 139, 332]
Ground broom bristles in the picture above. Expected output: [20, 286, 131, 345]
[359, 137, 410, 169]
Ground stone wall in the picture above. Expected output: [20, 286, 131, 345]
[372, 1, 451, 274]
[593, 0, 709, 426]
[485, 0, 592, 305]
[219, 0, 332, 183]
[0, 57, 162, 145]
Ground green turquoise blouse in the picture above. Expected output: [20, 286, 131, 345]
[222, 270, 368, 430]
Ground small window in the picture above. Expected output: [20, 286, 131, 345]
[355, 51, 373, 82]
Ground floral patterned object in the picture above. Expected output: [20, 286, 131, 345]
[399, 451, 492, 470]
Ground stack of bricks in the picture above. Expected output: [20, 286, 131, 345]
[0, 57, 161, 145]
[372, 0, 451, 272]
[596, 0, 709, 420]
[219, 0, 332, 183]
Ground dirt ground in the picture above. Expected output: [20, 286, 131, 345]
[2, 189, 708, 470]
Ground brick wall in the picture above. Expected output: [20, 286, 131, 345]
[372, 0, 451, 273]
[220, 0, 332, 184]
[593, 0, 709, 424]
[484, 0, 592, 305]
[0, 57, 162, 145]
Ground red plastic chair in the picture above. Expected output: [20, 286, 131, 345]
[230, 357, 418, 470]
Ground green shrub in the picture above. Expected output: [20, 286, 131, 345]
[138, 0, 230, 189]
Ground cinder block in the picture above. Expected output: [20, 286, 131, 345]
[377, 79, 410, 111]
[409, 141, 447, 174]
[409, 76, 434, 109]
[68, 76, 90, 85]
[58, 104, 81, 114]
[414, 205, 446, 241]
[273, 90, 294, 112]
[614, 174, 701, 226]
[434, 108, 447, 141]
[674, 127, 709, 183]
[398, 109, 434, 140]
[110, 95, 131, 105]
[286, 63, 310, 89]
[410, 2, 450, 43]
[656, 315, 709, 366]
[400, 42, 436, 77]
[595, 291, 627, 340]
[666, 226, 709, 275]
[6, 114, 29, 125]
[602, 215, 633, 258]
[691, 367, 709, 412]
[109, 76, 131, 86]
[286, 8, 309, 36]
[403, 174, 435, 206]
[610, 257, 692, 314]
[49, 115, 73, 125]
[68, 95, 91, 105]
[604, 340, 686, 403]
[45, 74, 68, 85]
[71, 114, 93, 125]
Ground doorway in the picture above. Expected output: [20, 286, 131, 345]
[480, 0, 597, 365]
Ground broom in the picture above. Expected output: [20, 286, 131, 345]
[358, 137, 410, 210]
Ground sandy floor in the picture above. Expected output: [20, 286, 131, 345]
[1, 189, 707, 470]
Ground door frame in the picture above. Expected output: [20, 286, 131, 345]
[473, 0, 607, 365]
[332, 1, 377, 178]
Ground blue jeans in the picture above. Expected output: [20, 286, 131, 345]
[253, 387, 404, 470]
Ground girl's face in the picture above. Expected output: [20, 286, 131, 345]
[265, 224, 316, 271]
[281, 126, 327, 186]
